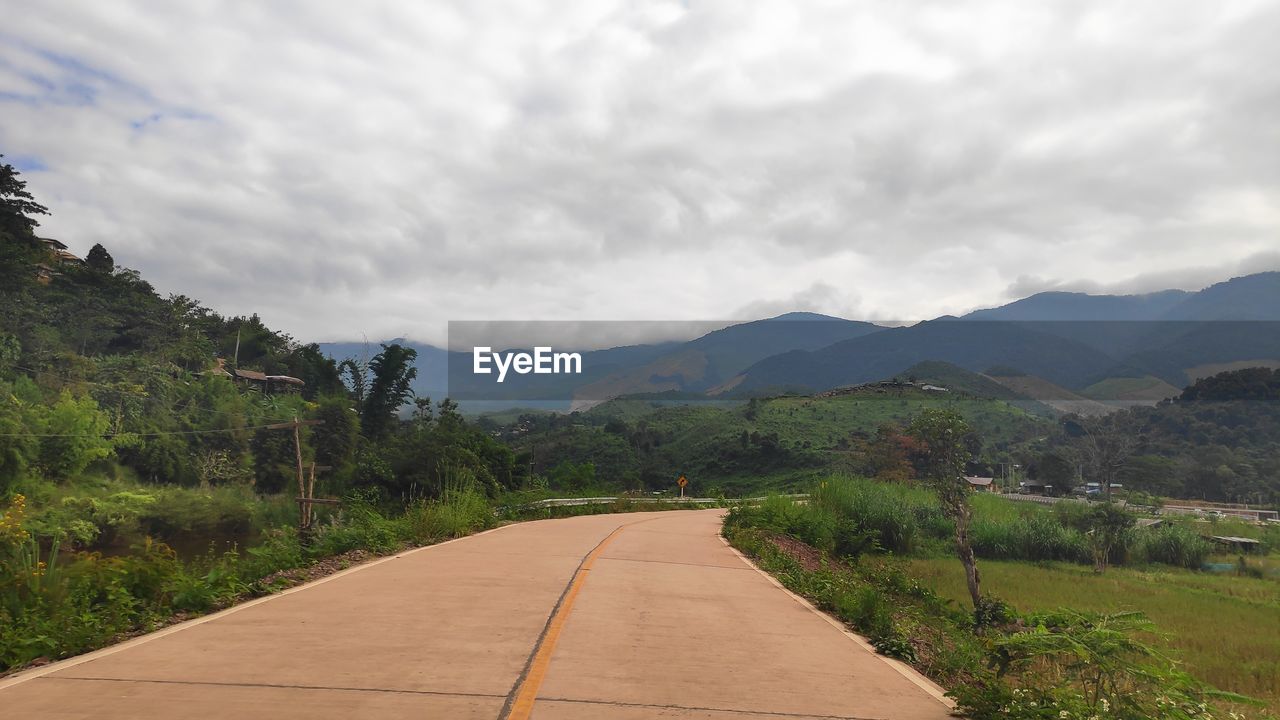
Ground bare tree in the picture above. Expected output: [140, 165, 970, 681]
[909, 408, 982, 609]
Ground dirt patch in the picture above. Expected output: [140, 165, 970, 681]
[768, 533, 826, 572]
[257, 548, 377, 590]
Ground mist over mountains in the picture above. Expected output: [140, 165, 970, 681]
[317, 271, 1280, 410]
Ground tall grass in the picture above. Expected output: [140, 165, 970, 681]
[1132, 523, 1212, 568]
[908, 556, 1280, 713]
[738, 475, 1232, 573]
[810, 476, 942, 554]
[970, 514, 1090, 563]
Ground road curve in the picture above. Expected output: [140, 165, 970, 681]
[0, 510, 953, 719]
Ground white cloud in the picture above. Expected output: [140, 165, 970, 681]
[3, 0, 1278, 345]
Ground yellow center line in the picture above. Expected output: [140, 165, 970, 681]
[504, 518, 648, 720]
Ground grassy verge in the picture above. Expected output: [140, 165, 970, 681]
[0, 487, 495, 674]
[724, 484, 1275, 720]
[723, 520, 987, 688]
[907, 557, 1280, 709]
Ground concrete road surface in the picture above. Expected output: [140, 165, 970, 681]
[0, 510, 954, 719]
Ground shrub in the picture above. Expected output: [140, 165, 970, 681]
[308, 504, 404, 557]
[1133, 523, 1211, 569]
[726, 494, 836, 550]
[959, 609, 1261, 720]
[406, 489, 492, 543]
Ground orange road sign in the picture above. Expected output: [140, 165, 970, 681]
[677, 475, 688, 488]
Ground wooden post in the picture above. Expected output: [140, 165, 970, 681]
[261, 418, 323, 537]
[307, 462, 317, 528]
[292, 417, 306, 529]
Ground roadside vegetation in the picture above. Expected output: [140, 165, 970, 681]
[0, 484, 495, 672]
[724, 479, 1276, 718]
[0, 161, 675, 674]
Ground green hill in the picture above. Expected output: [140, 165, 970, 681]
[505, 385, 1050, 495]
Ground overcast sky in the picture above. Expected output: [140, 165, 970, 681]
[3, 1, 1278, 345]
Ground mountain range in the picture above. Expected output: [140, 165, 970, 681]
[318, 271, 1280, 412]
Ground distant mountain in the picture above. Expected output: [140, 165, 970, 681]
[569, 313, 881, 408]
[963, 272, 1280, 322]
[727, 272, 1280, 402]
[965, 289, 1191, 322]
[732, 319, 1120, 393]
[314, 272, 1280, 411]
[317, 314, 879, 410]
[1159, 272, 1280, 321]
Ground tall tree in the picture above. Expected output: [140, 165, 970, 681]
[312, 396, 360, 483]
[361, 344, 417, 438]
[908, 408, 983, 609]
[1075, 418, 1136, 501]
[0, 155, 49, 237]
[86, 243, 115, 273]
[338, 359, 367, 411]
[0, 157, 49, 293]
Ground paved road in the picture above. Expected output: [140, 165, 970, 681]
[0, 510, 953, 719]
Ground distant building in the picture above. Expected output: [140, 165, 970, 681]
[964, 476, 996, 492]
[201, 358, 305, 393]
[231, 368, 305, 391]
[1019, 480, 1053, 496]
[40, 238, 83, 264]
[31, 238, 82, 284]
[1209, 535, 1261, 552]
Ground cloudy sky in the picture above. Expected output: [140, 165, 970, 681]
[3, 1, 1278, 344]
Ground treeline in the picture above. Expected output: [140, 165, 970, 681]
[496, 368, 1280, 503]
[1000, 368, 1280, 504]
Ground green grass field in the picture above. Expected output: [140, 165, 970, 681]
[906, 556, 1280, 712]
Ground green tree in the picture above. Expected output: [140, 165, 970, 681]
[0, 155, 49, 237]
[312, 396, 360, 483]
[338, 359, 367, 412]
[0, 396, 36, 491]
[251, 426, 302, 494]
[547, 460, 596, 492]
[908, 408, 983, 609]
[1035, 451, 1076, 489]
[1085, 502, 1135, 573]
[0, 157, 47, 294]
[35, 391, 114, 479]
[85, 243, 114, 273]
[1120, 455, 1180, 496]
[361, 344, 417, 438]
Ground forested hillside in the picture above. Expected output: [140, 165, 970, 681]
[1109, 368, 1280, 502]
[0, 157, 517, 523]
[496, 384, 1050, 495]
